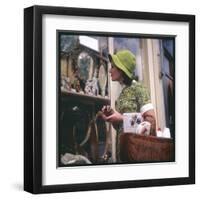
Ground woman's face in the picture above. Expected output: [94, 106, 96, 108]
[109, 63, 123, 82]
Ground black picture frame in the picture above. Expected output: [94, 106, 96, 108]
[24, 5, 195, 194]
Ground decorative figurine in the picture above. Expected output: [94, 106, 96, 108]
[60, 75, 71, 92]
[84, 69, 99, 96]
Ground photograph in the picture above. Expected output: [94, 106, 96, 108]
[58, 32, 175, 167]
[24, 5, 195, 193]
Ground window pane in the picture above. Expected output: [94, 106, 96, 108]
[163, 39, 174, 57]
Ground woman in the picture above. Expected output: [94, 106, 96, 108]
[101, 50, 156, 162]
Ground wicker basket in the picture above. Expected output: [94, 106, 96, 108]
[119, 133, 174, 162]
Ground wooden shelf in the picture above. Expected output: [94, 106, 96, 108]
[61, 90, 110, 105]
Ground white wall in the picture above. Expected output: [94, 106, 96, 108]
[0, 0, 199, 199]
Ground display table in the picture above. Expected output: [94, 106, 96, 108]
[119, 133, 174, 162]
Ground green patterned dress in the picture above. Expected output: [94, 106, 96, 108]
[115, 80, 150, 133]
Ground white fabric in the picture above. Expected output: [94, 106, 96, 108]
[140, 103, 154, 115]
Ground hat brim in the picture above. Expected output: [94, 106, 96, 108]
[108, 54, 133, 79]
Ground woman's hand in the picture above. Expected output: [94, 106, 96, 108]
[101, 105, 114, 116]
[106, 111, 123, 123]
[101, 108, 123, 123]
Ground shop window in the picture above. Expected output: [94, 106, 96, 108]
[161, 39, 175, 138]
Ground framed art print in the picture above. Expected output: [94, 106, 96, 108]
[24, 5, 195, 194]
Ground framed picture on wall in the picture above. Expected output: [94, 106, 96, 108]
[24, 5, 195, 194]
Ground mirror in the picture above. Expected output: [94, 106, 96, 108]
[98, 64, 107, 96]
[77, 52, 94, 81]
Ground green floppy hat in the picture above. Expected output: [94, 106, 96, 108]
[109, 50, 136, 79]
